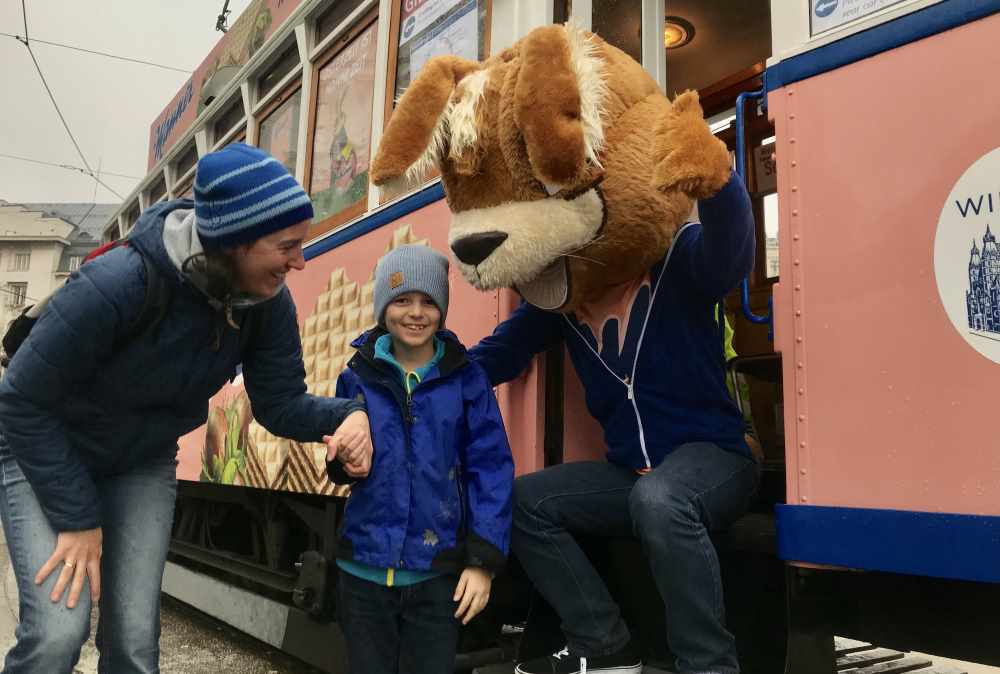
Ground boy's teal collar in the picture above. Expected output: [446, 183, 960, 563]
[374, 333, 445, 382]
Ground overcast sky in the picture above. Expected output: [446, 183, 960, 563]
[1, 1, 253, 205]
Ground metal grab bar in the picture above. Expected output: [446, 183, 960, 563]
[734, 88, 773, 333]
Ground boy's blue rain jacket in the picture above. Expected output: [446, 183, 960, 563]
[0, 200, 364, 532]
[330, 328, 514, 575]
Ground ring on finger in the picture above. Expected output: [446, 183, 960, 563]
[64, 561, 75, 569]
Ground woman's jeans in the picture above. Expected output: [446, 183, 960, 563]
[338, 571, 461, 674]
[512, 442, 759, 674]
[0, 449, 177, 674]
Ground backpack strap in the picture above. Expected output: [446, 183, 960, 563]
[119, 248, 172, 345]
[1, 242, 173, 366]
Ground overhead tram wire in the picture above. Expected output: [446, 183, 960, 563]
[0, 33, 192, 74]
[24, 45, 124, 199]
[0, 153, 141, 181]
[13, 6, 125, 201]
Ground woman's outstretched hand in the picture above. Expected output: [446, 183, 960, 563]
[35, 527, 103, 609]
[323, 410, 373, 478]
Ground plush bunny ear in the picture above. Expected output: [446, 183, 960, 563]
[514, 23, 608, 190]
[371, 56, 484, 189]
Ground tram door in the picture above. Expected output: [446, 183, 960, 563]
[660, 0, 778, 352]
[664, 1, 786, 493]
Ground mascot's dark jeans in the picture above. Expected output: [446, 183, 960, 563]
[512, 442, 759, 674]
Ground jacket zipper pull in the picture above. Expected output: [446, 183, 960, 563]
[624, 376, 634, 400]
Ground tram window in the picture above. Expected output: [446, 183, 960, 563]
[709, 112, 736, 135]
[763, 193, 778, 278]
[176, 181, 194, 201]
[257, 87, 302, 175]
[316, 0, 367, 44]
[257, 43, 301, 100]
[216, 128, 248, 151]
[308, 18, 378, 234]
[148, 174, 167, 204]
[553, 0, 570, 24]
[751, 135, 778, 279]
[592, 0, 641, 64]
[663, 0, 771, 96]
[124, 202, 140, 229]
[173, 143, 198, 183]
[752, 136, 775, 194]
[213, 96, 245, 145]
[390, 0, 491, 106]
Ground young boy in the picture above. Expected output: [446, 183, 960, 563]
[327, 245, 514, 674]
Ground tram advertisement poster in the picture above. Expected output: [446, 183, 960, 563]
[310, 22, 379, 223]
[810, 0, 907, 36]
[148, 0, 302, 168]
[934, 146, 1000, 365]
[257, 90, 302, 175]
[395, 0, 479, 100]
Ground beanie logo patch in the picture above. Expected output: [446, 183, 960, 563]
[389, 271, 404, 289]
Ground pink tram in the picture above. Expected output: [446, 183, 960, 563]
[100, 1, 1000, 671]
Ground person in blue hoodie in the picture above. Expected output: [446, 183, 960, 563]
[469, 172, 760, 674]
[329, 244, 514, 674]
[0, 143, 372, 674]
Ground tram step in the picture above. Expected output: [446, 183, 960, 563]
[847, 656, 935, 673]
[834, 638, 969, 674]
[837, 637, 882, 655]
[838, 647, 909, 669]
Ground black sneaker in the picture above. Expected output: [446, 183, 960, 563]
[514, 642, 643, 674]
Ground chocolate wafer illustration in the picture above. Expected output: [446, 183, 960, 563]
[251, 225, 430, 495]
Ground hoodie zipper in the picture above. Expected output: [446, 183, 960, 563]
[562, 223, 692, 470]
[565, 318, 652, 469]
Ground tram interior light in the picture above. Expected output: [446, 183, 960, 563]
[664, 16, 695, 49]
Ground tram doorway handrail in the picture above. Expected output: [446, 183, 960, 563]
[734, 88, 774, 337]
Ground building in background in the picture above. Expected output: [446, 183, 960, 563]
[0, 201, 116, 329]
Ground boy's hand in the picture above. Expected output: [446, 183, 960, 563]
[454, 566, 492, 625]
[343, 450, 371, 478]
[324, 410, 372, 471]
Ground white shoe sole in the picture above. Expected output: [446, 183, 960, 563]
[514, 664, 643, 674]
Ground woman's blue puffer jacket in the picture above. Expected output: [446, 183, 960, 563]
[0, 201, 364, 532]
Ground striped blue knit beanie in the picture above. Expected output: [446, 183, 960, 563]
[194, 143, 314, 249]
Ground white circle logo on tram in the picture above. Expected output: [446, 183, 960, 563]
[935, 146, 1000, 364]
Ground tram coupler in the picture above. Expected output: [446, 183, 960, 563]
[293, 550, 335, 620]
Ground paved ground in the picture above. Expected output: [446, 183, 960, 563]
[0, 530, 994, 673]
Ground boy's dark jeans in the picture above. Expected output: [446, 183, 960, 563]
[512, 442, 759, 674]
[338, 571, 460, 674]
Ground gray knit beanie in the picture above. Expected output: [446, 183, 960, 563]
[374, 245, 449, 326]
